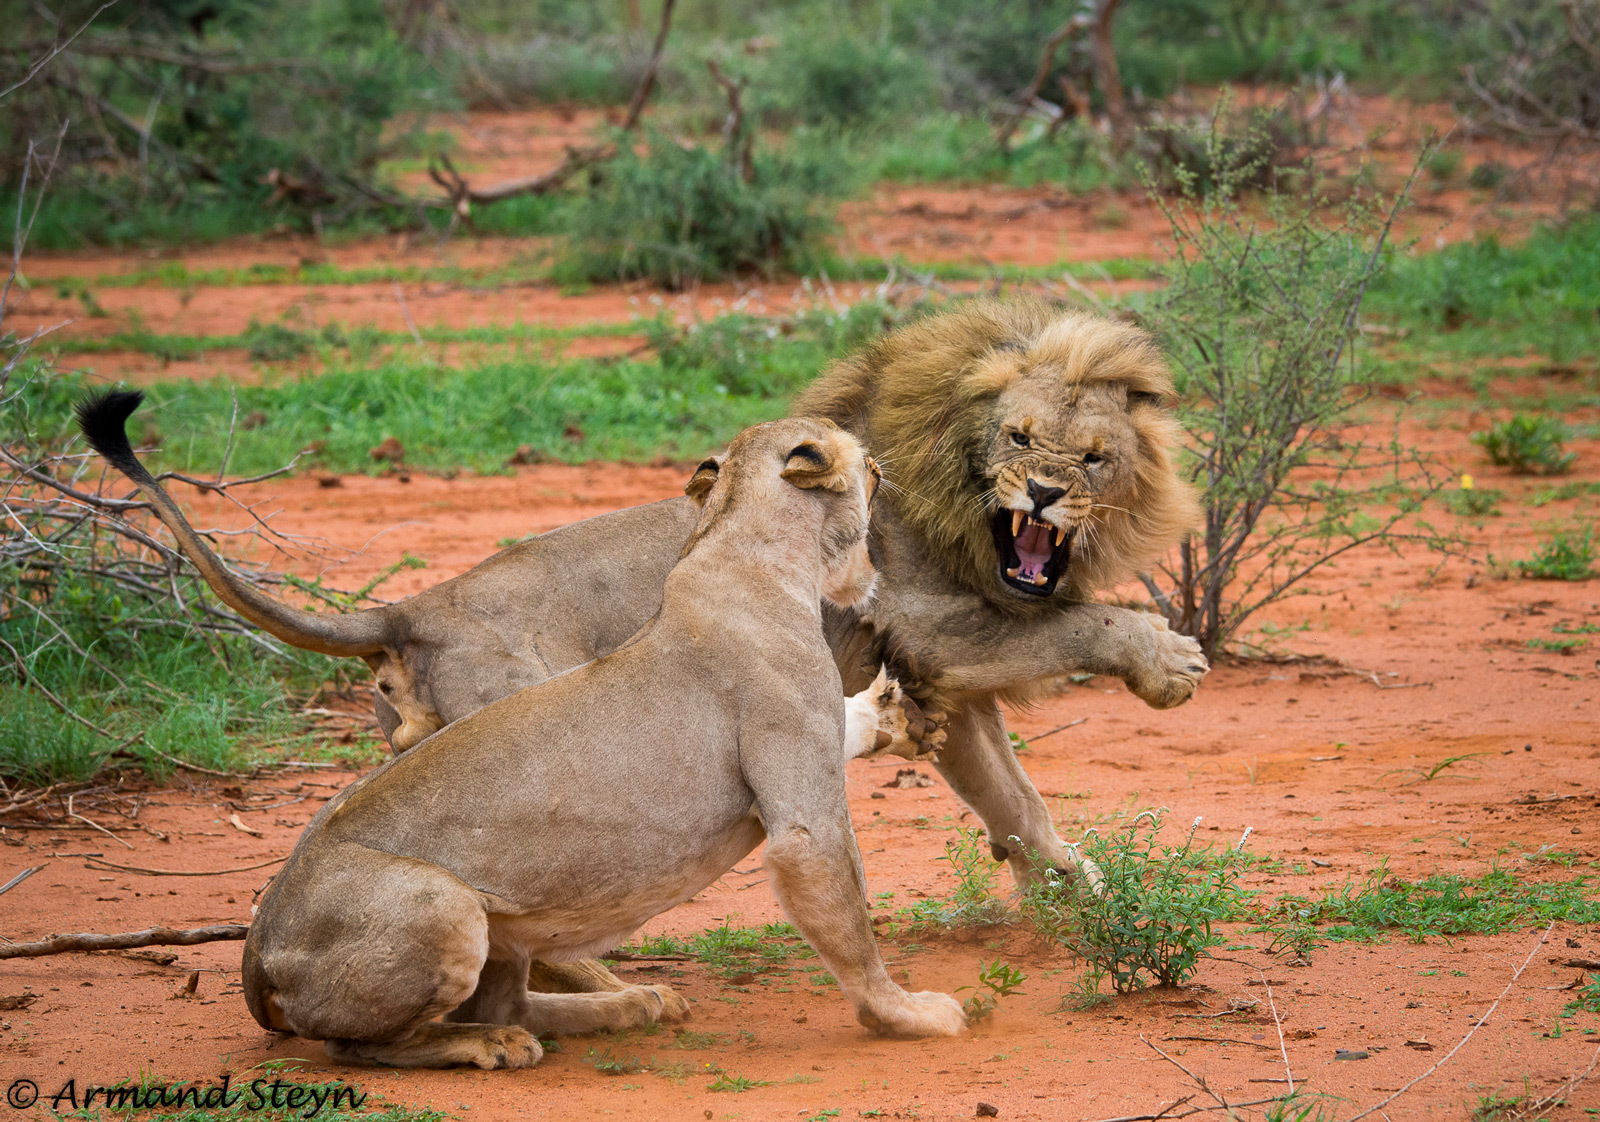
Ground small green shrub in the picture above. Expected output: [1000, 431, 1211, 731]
[901, 827, 1012, 928]
[957, 959, 1027, 1022]
[1515, 527, 1596, 581]
[1472, 413, 1576, 475]
[1023, 811, 1252, 997]
[1440, 480, 1503, 517]
[558, 131, 845, 288]
[1424, 148, 1463, 181]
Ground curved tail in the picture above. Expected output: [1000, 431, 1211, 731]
[76, 389, 391, 657]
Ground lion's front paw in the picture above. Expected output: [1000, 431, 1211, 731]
[863, 990, 967, 1038]
[870, 676, 947, 762]
[1128, 617, 1208, 710]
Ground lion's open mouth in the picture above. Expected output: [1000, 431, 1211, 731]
[992, 509, 1073, 597]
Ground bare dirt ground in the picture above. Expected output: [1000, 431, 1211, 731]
[4, 390, 1598, 1120]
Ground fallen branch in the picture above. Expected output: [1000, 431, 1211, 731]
[1261, 971, 1295, 1095]
[1345, 921, 1553, 1121]
[83, 855, 285, 877]
[1026, 717, 1089, 743]
[0, 924, 248, 960]
[996, 15, 1090, 152]
[0, 866, 40, 897]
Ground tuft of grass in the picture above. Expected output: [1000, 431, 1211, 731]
[1440, 479, 1503, 518]
[706, 1074, 770, 1093]
[1022, 810, 1253, 999]
[1527, 636, 1587, 653]
[1515, 527, 1596, 581]
[623, 919, 813, 979]
[1472, 414, 1576, 475]
[584, 1047, 646, 1076]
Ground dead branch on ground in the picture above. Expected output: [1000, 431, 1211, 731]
[0, 924, 249, 959]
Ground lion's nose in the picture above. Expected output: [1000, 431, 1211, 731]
[1026, 479, 1066, 515]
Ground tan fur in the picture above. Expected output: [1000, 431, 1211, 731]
[242, 420, 966, 1069]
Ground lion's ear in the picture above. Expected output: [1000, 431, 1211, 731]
[684, 457, 722, 504]
[1128, 388, 1171, 409]
[781, 440, 846, 491]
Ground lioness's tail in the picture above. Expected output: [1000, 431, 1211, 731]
[76, 389, 390, 657]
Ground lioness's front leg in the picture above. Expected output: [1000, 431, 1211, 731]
[743, 722, 965, 1039]
[932, 698, 1101, 893]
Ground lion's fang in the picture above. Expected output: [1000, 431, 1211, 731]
[1032, 573, 1049, 586]
[1006, 567, 1021, 578]
[1011, 511, 1024, 537]
[1054, 525, 1066, 546]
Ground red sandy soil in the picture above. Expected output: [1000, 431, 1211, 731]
[4, 386, 1599, 1120]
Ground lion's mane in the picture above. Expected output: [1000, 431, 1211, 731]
[793, 297, 1199, 607]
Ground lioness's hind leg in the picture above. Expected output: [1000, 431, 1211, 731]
[458, 960, 689, 1036]
[327, 1022, 541, 1070]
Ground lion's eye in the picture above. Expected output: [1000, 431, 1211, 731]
[1009, 431, 1030, 448]
[1082, 451, 1103, 465]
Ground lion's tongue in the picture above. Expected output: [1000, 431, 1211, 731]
[1014, 522, 1054, 581]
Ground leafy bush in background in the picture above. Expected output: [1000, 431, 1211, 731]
[557, 129, 846, 287]
[754, 32, 934, 127]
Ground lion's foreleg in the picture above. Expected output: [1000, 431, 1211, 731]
[932, 699, 1101, 892]
[460, 960, 688, 1036]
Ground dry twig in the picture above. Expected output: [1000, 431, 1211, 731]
[0, 924, 248, 959]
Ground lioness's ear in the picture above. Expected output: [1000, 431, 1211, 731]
[781, 440, 845, 491]
[684, 457, 722, 504]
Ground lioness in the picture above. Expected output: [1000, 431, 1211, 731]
[80, 299, 1204, 990]
[242, 419, 967, 1068]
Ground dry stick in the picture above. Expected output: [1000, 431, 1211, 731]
[1084, 1096, 1282, 1122]
[1026, 717, 1089, 744]
[0, 0, 121, 100]
[996, 15, 1090, 151]
[1141, 1035, 1231, 1111]
[391, 281, 423, 345]
[1344, 921, 1554, 1122]
[1516, 1043, 1600, 1119]
[0, 866, 40, 897]
[0, 924, 248, 960]
[83, 855, 285, 877]
[1163, 1035, 1276, 1050]
[67, 793, 133, 851]
[1261, 971, 1296, 1094]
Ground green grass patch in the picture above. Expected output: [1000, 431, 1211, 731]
[1260, 865, 1600, 949]
[622, 920, 815, 979]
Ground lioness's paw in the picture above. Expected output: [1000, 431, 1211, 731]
[645, 984, 691, 1024]
[865, 990, 967, 1038]
[472, 1026, 544, 1070]
[870, 677, 947, 762]
[1128, 617, 1208, 710]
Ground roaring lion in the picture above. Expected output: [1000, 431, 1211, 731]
[78, 297, 1204, 989]
[243, 419, 967, 1068]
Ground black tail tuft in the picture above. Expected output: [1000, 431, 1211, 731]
[75, 388, 148, 475]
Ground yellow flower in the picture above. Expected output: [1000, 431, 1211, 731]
[1460, 473, 1474, 490]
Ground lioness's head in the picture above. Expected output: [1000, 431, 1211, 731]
[683, 418, 882, 609]
[795, 297, 1200, 606]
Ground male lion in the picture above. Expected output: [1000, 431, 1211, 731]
[243, 419, 967, 1068]
[78, 298, 1204, 988]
